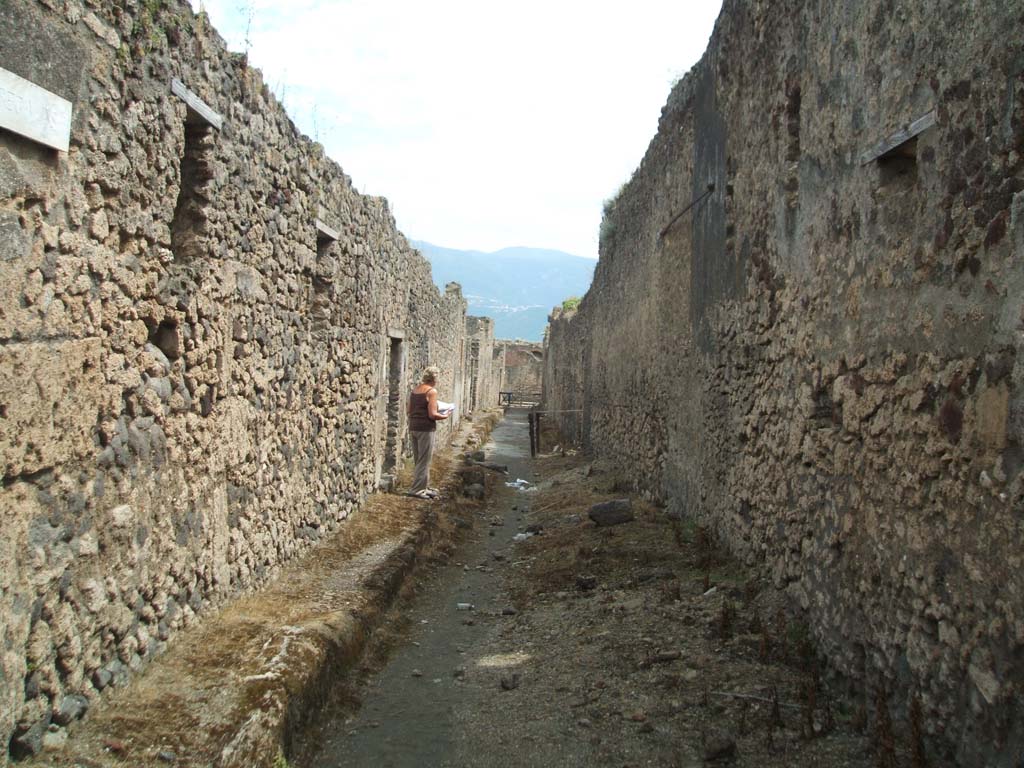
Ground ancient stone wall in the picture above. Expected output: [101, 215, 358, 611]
[0, 0, 480, 759]
[464, 316, 498, 414]
[544, 1, 1024, 764]
[489, 344, 506, 409]
[498, 341, 544, 399]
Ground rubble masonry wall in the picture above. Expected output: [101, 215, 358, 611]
[498, 341, 544, 398]
[544, 0, 1023, 763]
[0, 0, 484, 759]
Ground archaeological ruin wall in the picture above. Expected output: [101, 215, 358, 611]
[463, 316, 500, 415]
[498, 340, 544, 401]
[489, 342, 506, 408]
[544, 0, 1024, 764]
[0, 0, 486, 759]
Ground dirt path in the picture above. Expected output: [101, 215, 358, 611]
[300, 409, 541, 767]
[299, 413, 882, 768]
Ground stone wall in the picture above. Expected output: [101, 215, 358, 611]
[489, 343, 506, 409]
[544, 1, 1024, 764]
[464, 316, 499, 415]
[0, 0, 484, 760]
[498, 341, 544, 399]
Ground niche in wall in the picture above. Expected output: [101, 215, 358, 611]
[169, 79, 222, 263]
[859, 109, 935, 189]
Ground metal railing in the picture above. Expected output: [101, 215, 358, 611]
[498, 391, 542, 408]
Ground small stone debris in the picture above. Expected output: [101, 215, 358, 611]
[488, 516, 504, 527]
[470, 450, 486, 462]
[9, 722, 46, 759]
[54, 694, 89, 726]
[475, 461, 509, 473]
[501, 607, 518, 616]
[103, 737, 128, 755]
[702, 731, 737, 761]
[492, 552, 506, 561]
[638, 721, 655, 734]
[575, 575, 598, 591]
[640, 650, 682, 669]
[456, 602, 475, 611]
[157, 750, 178, 763]
[41, 729, 68, 752]
[453, 667, 466, 679]
[500, 674, 520, 691]
[576, 718, 592, 728]
[462, 618, 476, 626]
[464, 483, 485, 499]
[411, 669, 424, 678]
[587, 499, 634, 527]
[524, 523, 544, 535]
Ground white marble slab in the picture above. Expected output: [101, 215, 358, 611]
[0, 67, 72, 152]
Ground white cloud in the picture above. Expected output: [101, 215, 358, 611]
[192, 0, 722, 258]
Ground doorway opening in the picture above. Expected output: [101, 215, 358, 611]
[382, 335, 404, 472]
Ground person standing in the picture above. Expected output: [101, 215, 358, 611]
[407, 366, 449, 498]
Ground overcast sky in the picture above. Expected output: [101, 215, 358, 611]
[190, 1, 722, 259]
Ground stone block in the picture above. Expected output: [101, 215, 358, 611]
[975, 384, 1009, 450]
[206, 396, 254, 473]
[0, 338, 108, 479]
[53, 694, 88, 725]
[0, 208, 30, 261]
[588, 499, 634, 527]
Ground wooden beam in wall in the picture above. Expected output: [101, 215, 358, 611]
[171, 78, 223, 130]
[859, 110, 935, 166]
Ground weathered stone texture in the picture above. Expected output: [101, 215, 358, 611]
[0, 0, 488, 760]
[498, 340, 544, 397]
[544, 1, 1023, 764]
[464, 316, 500, 413]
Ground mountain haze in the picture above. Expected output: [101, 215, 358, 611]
[413, 241, 595, 341]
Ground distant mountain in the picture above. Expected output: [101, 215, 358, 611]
[412, 241, 595, 342]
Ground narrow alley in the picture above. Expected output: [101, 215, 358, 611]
[296, 411, 878, 767]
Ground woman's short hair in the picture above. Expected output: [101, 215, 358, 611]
[421, 366, 440, 385]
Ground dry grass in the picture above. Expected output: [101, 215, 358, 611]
[37, 413, 502, 768]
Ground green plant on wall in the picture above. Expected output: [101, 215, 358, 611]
[561, 296, 581, 312]
[599, 181, 627, 245]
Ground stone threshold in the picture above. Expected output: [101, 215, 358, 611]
[25, 413, 502, 768]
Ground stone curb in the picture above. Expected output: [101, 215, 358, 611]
[216, 522, 429, 768]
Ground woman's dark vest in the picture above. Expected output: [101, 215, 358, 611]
[408, 391, 435, 432]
